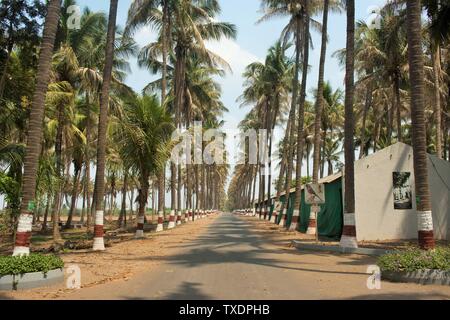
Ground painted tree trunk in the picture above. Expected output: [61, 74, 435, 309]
[340, 0, 358, 249]
[406, 0, 435, 250]
[312, 0, 329, 183]
[13, 0, 61, 256]
[92, 0, 118, 251]
[292, 5, 310, 233]
[281, 16, 301, 226]
[65, 166, 81, 228]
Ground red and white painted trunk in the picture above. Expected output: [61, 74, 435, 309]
[279, 210, 287, 227]
[176, 210, 182, 225]
[184, 210, 189, 223]
[194, 209, 199, 221]
[168, 210, 176, 229]
[306, 208, 317, 235]
[289, 210, 300, 231]
[156, 211, 164, 232]
[93, 210, 105, 251]
[135, 215, 145, 238]
[418, 211, 435, 249]
[13, 213, 33, 256]
[339, 213, 358, 248]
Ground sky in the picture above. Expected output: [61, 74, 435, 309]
[0, 0, 389, 209]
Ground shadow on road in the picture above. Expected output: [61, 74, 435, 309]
[117, 214, 367, 277]
[162, 282, 214, 300]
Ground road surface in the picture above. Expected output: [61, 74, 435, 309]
[64, 213, 450, 300]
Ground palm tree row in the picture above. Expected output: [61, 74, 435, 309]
[229, 0, 450, 250]
[1, 0, 232, 255]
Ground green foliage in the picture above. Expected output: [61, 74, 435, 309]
[0, 172, 20, 213]
[0, 254, 64, 276]
[377, 246, 450, 272]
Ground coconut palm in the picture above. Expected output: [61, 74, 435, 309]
[406, 0, 435, 250]
[92, 0, 119, 251]
[13, 0, 61, 256]
[340, 0, 358, 249]
[115, 94, 173, 238]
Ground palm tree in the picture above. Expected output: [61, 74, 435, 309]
[312, 0, 331, 182]
[13, 0, 62, 256]
[340, 0, 358, 249]
[406, 0, 435, 250]
[92, 0, 119, 251]
[115, 95, 173, 238]
[291, 0, 312, 232]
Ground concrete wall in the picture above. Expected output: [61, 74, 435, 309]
[427, 154, 450, 240]
[353, 143, 450, 241]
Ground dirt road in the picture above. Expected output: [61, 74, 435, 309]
[60, 213, 450, 300]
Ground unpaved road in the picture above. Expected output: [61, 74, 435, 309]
[57, 213, 450, 300]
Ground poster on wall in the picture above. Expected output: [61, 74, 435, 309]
[393, 172, 413, 210]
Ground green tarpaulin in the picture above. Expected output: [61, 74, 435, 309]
[272, 178, 343, 239]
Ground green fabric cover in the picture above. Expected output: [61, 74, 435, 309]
[274, 178, 343, 239]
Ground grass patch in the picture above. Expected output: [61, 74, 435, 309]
[377, 246, 450, 272]
[0, 254, 64, 276]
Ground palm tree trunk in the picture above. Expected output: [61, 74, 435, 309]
[281, 16, 301, 226]
[406, 0, 435, 250]
[359, 76, 373, 159]
[92, 0, 118, 251]
[136, 174, 149, 238]
[42, 194, 51, 231]
[394, 74, 402, 142]
[292, 5, 310, 232]
[12, 0, 61, 256]
[65, 166, 81, 228]
[80, 181, 86, 224]
[432, 43, 443, 158]
[273, 103, 293, 222]
[340, 0, 358, 249]
[52, 102, 65, 241]
[312, 0, 329, 183]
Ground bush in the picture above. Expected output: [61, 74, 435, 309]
[0, 254, 64, 276]
[377, 246, 450, 272]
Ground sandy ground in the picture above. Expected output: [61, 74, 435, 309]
[1, 215, 217, 300]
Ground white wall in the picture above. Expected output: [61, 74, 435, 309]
[354, 143, 450, 241]
[427, 154, 450, 240]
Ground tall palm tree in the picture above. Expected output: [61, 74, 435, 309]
[259, 0, 324, 227]
[115, 94, 173, 238]
[92, 0, 119, 251]
[340, 0, 358, 249]
[406, 0, 435, 250]
[13, 0, 62, 256]
[291, 0, 311, 232]
[312, 0, 330, 182]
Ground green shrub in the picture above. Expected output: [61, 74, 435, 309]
[0, 254, 64, 276]
[377, 246, 450, 272]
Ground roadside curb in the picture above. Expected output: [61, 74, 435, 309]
[382, 269, 450, 286]
[291, 240, 391, 256]
[0, 268, 64, 291]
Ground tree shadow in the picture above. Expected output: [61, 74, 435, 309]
[349, 291, 450, 300]
[161, 282, 213, 300]
[115, 214, 368, 277]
